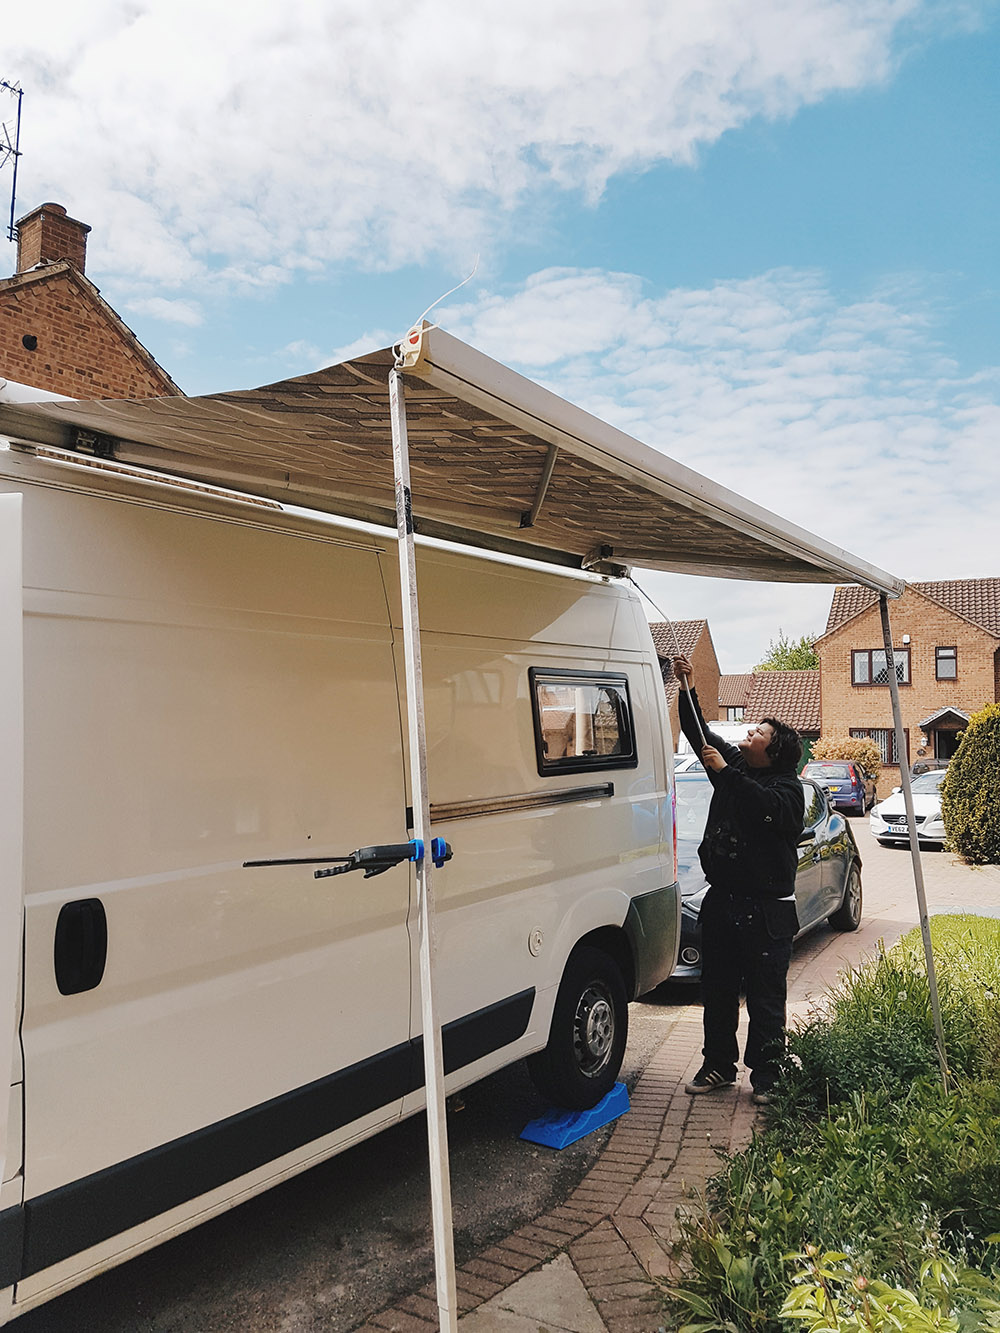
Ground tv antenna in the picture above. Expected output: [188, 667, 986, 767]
[1, 80, 24, 244]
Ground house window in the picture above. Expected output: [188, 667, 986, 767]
[851, 648, 910, 686]
[850, 727, 908, 766]
[726, 706, 745, 722]
[529, 668, 637, 775]
[935, 646, 957, 680]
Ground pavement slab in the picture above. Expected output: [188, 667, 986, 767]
[459, 1253, 608, 1332]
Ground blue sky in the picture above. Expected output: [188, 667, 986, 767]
[3, 1, 998, 669]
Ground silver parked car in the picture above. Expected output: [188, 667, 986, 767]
[671, 773, 863, 982]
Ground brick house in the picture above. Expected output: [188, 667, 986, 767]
[648, 619, 720, 748]
[0, 202, 181, 399]
[815, 579, 1000, 794]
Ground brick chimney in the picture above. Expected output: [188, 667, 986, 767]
[16, 203, 91, 275]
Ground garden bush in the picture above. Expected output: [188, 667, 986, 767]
[942, 703, 1000, 864]
[810, 736, 882, 781]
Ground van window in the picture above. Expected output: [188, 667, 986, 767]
[529, 669, 637, 775]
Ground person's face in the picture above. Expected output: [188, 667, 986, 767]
[739, 722, 775, 768]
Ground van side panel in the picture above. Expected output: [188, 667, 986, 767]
[392, 551, 674, 1085]
[10, 472, 413, 1295]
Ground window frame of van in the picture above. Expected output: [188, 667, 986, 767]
[851, 647, 910, 687]
[528, 667, 638, 776]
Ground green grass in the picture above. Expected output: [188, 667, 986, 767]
[665, 916, 1000, 1333]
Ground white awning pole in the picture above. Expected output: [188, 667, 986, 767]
[879, 595, 949, 1089]
[388, 366, 459, 1332]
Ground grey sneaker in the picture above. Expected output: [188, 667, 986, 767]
[685, 1066, 736, 1095]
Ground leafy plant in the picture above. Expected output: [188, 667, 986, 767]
[809, 735, 882, 781]
[755, 630, 820, 672]
[780, 1248, 1000, 1332]
[942, 703, 1000, 864]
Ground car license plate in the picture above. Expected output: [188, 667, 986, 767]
[888, 824, 907, 834]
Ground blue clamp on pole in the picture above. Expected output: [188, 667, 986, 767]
[430, 837, 453, 869]
[409, 839, 424, 864]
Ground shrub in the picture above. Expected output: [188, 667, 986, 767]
[781, 918, 1000, 1107]
[811, 736, 882, 782]
[780, 1249, 1000, 1332]
[941, 702, 1000, 864]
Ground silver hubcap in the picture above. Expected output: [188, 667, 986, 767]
[847, 871, 861, 920]
[573, 984, 615, 1078]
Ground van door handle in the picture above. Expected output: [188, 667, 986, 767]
[244, 838, 454, 879]
[54, 899, 108, 995]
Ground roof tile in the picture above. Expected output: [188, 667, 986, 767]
[744, 669, 820, 733]
[648, 619, 707, 661]
[718, 673, 755, 708]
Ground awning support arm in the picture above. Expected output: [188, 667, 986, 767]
[520, 444, 559, 528]
[879, 594, 949, 1089]
[389, 366, 459, 1331]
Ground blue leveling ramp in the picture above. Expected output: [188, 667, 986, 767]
[520, 1082, 630, 1149]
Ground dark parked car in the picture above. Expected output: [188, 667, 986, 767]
[910, 758, 950, 777]
[800, 760, 877, 814]
[670, 772, 863, 982]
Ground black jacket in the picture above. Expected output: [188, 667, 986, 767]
[678, 686, 804, 899]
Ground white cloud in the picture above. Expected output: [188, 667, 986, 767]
[4, 0, 983, 295]
[438, 264, 1000, 668]
[126, 296, 204, 326]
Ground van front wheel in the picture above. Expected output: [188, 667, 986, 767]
[528, 946, 628, 1110]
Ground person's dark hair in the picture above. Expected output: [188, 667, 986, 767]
[762, 717, 802, 772]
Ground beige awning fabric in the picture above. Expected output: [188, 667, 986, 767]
[0, 324, 904, 594]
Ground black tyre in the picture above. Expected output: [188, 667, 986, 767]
[828, 863, 862, 932]
[527, 946, 628, 1109]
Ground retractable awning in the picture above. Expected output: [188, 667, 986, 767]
[0, 324, 903, 595]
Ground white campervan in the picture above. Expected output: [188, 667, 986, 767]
[0, 448, 679, 1321]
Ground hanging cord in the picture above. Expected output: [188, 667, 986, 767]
[411, 256, 481, 337]
[628, 576, 708, 751]
[393, 258, 481, 370]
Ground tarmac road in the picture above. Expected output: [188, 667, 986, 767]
[16, 825, 998, 1332]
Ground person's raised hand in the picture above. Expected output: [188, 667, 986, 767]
[701, 744, 727, 772]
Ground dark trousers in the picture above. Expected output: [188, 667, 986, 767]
[699, 888, 796, 1091]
